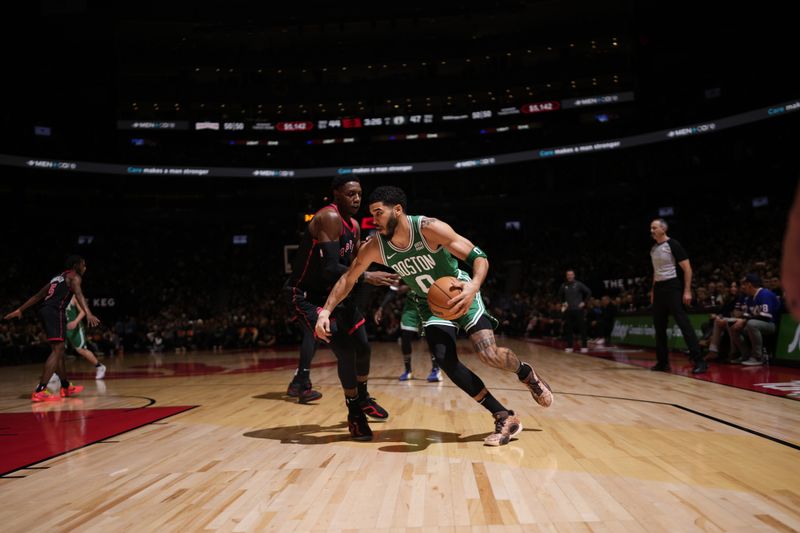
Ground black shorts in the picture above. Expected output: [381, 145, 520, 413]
[283, 286, 365, 338]
[39, 306, 67, 342]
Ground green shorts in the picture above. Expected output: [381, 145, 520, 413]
[412, 272, 498, 333]
[400, 297, 422, 333]
[65, 324, 87, 350]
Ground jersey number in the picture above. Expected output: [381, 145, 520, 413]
[414, 274, 435, 294]
[44, 283, 57, 301]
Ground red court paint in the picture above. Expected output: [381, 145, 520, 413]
[0, 406, 195, 477]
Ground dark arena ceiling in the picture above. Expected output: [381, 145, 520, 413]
[2, 1, 798, 170]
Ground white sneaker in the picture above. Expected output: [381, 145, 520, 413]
[95, 364, 107, 379]
[595, 339, 605, 345]
[564, 348, 574, 353]
[741, 357, 763, 366]
[580, 348, 589, 353]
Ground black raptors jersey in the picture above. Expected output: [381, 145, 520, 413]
[287, 204, 357, 296]
[41, 270, 74, 311]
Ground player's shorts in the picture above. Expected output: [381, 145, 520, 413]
[400, 298, 422, 333]
[412, 272, 499, 333]
[66, 324, 87, 350]
[38, 306, 67, 342]
[283, 286, 365, 338]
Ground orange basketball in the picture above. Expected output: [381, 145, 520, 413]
[427, 276, 468, 320]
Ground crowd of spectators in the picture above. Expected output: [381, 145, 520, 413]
[0, 184, 790, 364]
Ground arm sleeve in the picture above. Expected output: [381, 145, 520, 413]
[669, 239, 689, 262]
[318, 241, 348, 282]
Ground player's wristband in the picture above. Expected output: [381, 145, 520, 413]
[466, 246, 488, 266]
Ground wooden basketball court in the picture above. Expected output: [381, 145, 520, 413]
[1, 339, 799, 532]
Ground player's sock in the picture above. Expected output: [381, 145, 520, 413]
[356, 380, 368, 401]
[478, 392, 506, 414]
[345, 394, 360, 413]
[515, 362, 532, 381]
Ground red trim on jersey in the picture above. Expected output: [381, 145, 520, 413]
[47, 337, 64, 342]
[347, 318, 366, 335]
[326, 203, 356, 235]
[295, 238, 319, 287]
[46, 270, 75, 310]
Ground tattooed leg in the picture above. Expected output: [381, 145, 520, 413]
[470, 329, 522, 373]
[469, 328, 554, 407]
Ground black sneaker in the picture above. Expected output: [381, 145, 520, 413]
[286, 380, 301, 397]
[691, 359, 708, 374]
[359, 396, 389, 419]
[298, 383, 322, 404]
[347, 411, 373, 441]
[650, 362, 671, 372]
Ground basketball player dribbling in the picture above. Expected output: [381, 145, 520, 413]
[316, 186, 553, 446]
[4, 255, 100, 401]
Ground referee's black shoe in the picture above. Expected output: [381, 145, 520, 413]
[650, 362, 671, 372]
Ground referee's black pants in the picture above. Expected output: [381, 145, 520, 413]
[653, 278, 701, 365]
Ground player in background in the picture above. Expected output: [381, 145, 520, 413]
[374, 281, 442, 382]
[4, 255, 100, 401]
[63, 295, 106, 379]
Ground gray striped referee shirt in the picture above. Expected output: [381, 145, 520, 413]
[650, 238, 688, 282]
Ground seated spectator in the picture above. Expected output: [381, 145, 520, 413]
[729, 273, 781, 365]
[707, 281, 724, 307]
[694, 287, 717, 310]
[702, 281, 745, 362]
[767, 276, 784, 303]
[619, 293, 637, 313]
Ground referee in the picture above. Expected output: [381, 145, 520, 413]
[649, 219, 707, 374]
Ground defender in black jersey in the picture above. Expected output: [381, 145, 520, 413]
[4, 255, 100, 401]
[283, 176, 398, 439]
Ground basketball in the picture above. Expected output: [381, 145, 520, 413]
[427, 276, 468, 320]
